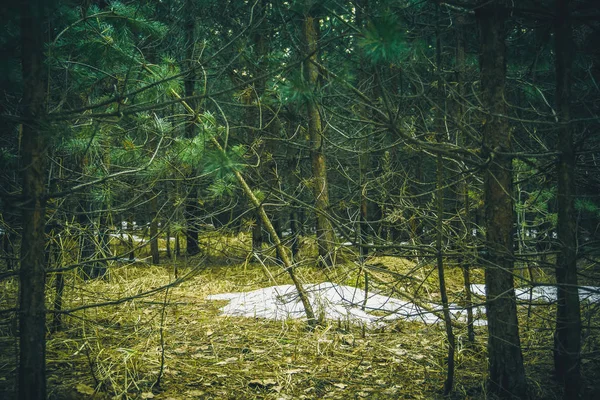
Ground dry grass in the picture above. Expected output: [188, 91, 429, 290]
[37, 262, 491, 400]
[0, 235, 598, 399]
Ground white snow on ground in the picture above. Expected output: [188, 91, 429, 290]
[208, 282, 457, 327]
[109, 233, 146, 242]
[207, 283, 600, 328]
[470, 284, 600, 304]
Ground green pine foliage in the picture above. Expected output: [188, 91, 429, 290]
[279, 72, 318, 106]
[358, 14, 408, 64]
[49, 1, 169, 106]
[576, 198, 600, 217]
[207, 178, 237, 199]
[204, 144, 246, 179]
[175, 135, 206, 171]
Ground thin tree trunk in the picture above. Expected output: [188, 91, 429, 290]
[272, 214, 284, 263]
[477, 2, 528, 398]
[553, 1, 581, 398]
[128, 214, 135, 261]
[290, 209, 300, 258]
[434, 16, 455, 393]
[150, 194, 160, 264]
[463, 186, 475, 342]
[166, 225, 172, 259]
[252, 213, 263, 253]
[303, 11, 335, 267]
[437, 152, 455, 395]
[18, 0, 48, 397]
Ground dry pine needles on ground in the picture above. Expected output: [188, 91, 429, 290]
[1, 250, 598, 399]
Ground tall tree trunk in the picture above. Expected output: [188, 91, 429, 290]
[303, 11, 335, 267]
[477, 2, 528, 398]
[18, 0, 48, 398]
[455, 13, 475, 343]
[250, 3, 286, 265]
[248, 0, 267, 255]
[356, 0, 371, 261]
[183, 0, 200, 256]
[434, 11, 455, 394]
[553, 1, 581, 398]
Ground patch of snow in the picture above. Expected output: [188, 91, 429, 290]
[470, 284, 600, 304]
[470, 284, 486, 297]
[580, 287, 600, 303]
[109, 233, 145, 242]
[208, 282, 600, 328]
[208, 282, 449, 327]
[115, 257, 149, 263]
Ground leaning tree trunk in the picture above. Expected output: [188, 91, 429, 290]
[172, 90, 317, 328]
[303, 11, 335, 267]
[477, 2, 528, 398]
[553, 1, 582, 398]
[18, 0, 48, 398]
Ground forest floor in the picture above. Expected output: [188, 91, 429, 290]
[1, 234, 599, 399]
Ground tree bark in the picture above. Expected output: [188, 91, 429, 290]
[455, 13, 475, 343]
[303, 12, 335, 267]
[553, 1, 582, 398]
[356, 0, 371, 261]
[477, 2, 528, 398]
[183, 0, 200, 256]
[18, 0, 48, 398]
[434, 11, 455, 394]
